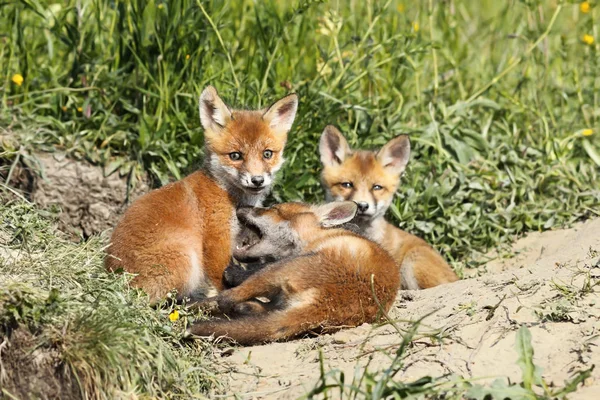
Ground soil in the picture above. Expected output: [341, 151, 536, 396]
[0, 329, 80, 400]
[210, 218, 600, 399]
[1, 152, 148, 240]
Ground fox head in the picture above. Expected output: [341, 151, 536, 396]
[319, 125, 410, 222]
[232, 201, 358, 263]
[199, 86, 298, 198]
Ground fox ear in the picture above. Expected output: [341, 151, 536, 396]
[262, 93, 299, 135]
[319, 125, 351, 167]
[377, 135, 411, 174]
[199, 86, 232, 134]
[314, 201, 358, 228]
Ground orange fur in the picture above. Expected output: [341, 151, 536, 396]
[105, 87, 298, 302]
[319, 126, 458, 290]
[188, 202, 399, 345]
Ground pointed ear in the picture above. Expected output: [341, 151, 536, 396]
[377, 135, 411, 174]
[262, 93, 298, 135]
[319, 125, 351, 167]
[199, 86, 232, 134]
[314, 202, 358, 228]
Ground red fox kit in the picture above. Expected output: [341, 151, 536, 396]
[105, 86, 298, 302]
[319, 125, 458, 290]
[188, 201, 399, 345]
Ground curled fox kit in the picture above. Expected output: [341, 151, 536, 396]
[188, 202, 399, 345]
[105, 86, 298, 302]
[319, 125, 458, 289]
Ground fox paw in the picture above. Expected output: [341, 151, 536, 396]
[233, 301, 267, 315]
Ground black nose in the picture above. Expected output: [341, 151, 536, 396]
[251, 176, 264, 187]
[356, 202, 369, 212]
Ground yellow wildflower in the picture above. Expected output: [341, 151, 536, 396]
[186, 54, 190, 60]
[77, 106, 83, 112]
[158, 3, 164, 9]
[583, 34, 595, 45]
[582, 129, 593, 137]
[169, 310, 180, 322]
[397, 4, 405, 13]
[580, 1, 591, 13]
[11, 74, 23, 86]
[413, 21, 420, 32]
[61, 106, 67, 112]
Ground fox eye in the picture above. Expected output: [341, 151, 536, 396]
[263, 150, 273, 159]
[229, 152, 242, 161]
[372, 184, 383, 191]
[340, 182, 353, 189]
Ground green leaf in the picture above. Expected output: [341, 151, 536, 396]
[582, 139, 600, 167]
[467, 378, 535, 400]
[515, 325, 543, 390]
[142, 0, 157, 47]
[104, 158, 124, 177]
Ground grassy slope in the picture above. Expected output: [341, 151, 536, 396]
[0, 197, 215, 398]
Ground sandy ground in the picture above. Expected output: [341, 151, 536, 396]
[210, 218, 600, 399]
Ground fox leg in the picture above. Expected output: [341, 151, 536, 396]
[116, 243, 205, 303]
[223, 260, 268, 288]
[188, 307, 318, 345]
[401, 247, 458, 290]
[216, 265, 287, 315]
[232, 299, 272, 315]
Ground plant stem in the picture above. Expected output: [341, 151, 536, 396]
[466, 3, 563, 103]
[196, 0, 240, 89]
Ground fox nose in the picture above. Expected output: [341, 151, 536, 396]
[250, 176, 265, 187]
[356, 202, 369, 213]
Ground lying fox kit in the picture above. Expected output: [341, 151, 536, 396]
[105, 86, 298, 302]
[319, 125, 458, 289]
[188, 202, 399, 345]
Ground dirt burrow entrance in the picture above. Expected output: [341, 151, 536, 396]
[1, 151, 149, 240]
[211, 218, 600, 399]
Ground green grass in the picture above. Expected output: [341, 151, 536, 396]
[0, 197, 216, 398]
[305, 323, 592, 399]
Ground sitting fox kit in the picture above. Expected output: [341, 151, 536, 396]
[189, 202, 400, 345]
[105, 86, 298, 302]
[319, 125, 458, 289]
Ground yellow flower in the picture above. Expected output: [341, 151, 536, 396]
[583, 34, 595, 45]
[413, 21, 420, 32]
[580, 1, 591, 13]
[61, 106, 67, 112]
[169, 310, 179, 322]
[77, 106, 83, 112]
[185, 54, 190, 60]
[11, 74, 23, 86]
[158, 3, 164, 9]
[582, 129, 593, 137]
[397, 4, 405, 13]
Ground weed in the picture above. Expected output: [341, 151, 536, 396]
[305, 324, 592, 399]
[0, 199, 217, 398]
